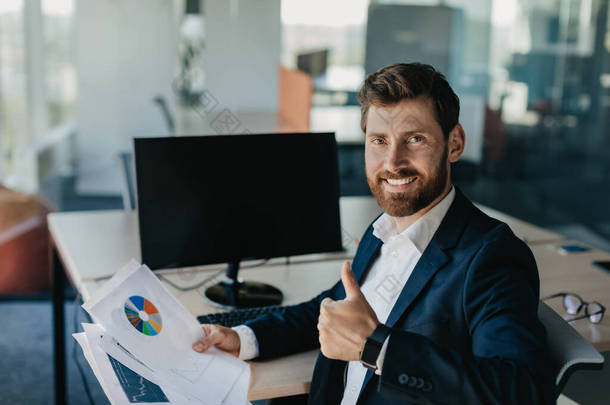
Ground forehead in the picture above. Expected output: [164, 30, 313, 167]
[366, 97, 439, 133]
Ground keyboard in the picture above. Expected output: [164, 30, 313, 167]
[197, 305, 290, 327]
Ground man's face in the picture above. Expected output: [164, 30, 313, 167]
[365, 97, 450, 217]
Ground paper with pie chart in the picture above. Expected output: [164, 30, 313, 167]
[124, 296, 163, 336]
[82, 259, 250, 404]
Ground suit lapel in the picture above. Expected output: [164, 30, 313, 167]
[383, 186, 471, 325]
[358, 241, 450, 397]
[358, 186, 473, 397]
[340, 226, 382, 300]
[384, 242, 450, 327]
[354, 234, 382, 284]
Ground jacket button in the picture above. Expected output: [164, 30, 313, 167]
[398, 373, 409, 385]
[422, 381, 433, 392]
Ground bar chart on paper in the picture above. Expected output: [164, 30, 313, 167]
[108, 354, 170, 403]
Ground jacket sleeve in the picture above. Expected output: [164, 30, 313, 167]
[243, 224, 379, 360]
[378, 228, 555, 405]
[243, 280, 340, 359]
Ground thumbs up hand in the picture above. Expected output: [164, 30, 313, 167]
[317, 261, 379, 361]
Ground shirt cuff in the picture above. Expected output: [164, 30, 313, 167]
[374, 335, 390, 376]
[232, 325, 260, 360]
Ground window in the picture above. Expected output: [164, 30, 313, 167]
[0, 0, 26, 178]
[0, 0, 75, 189]
[42, 0, 75, 127]
[285, 0, 610, 247]
[281, 0, 369, 94]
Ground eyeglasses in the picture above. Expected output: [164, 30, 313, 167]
[542, 292, 605, 324]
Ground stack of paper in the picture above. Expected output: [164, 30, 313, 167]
[73, 260, 251, 405]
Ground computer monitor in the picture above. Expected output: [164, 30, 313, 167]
[134, 133, 343, 308]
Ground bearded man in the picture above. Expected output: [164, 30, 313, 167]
[193, 63, 553, 405]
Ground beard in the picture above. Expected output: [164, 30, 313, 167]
[366, 147, 449, 217]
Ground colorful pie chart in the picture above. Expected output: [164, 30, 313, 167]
[124, 296, 163, 336]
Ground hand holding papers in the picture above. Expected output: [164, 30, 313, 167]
[74, 260, 251, 404]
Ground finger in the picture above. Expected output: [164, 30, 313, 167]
[341, 261, 362, 300]
[194, 332, 222, 352]
[318, 310, 330, 327]
[193, 327, 224, 352]
[192, 339, 205, 352]
[193, 325, 211, 351]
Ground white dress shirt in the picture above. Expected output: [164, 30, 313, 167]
[234, 186, 456, 405]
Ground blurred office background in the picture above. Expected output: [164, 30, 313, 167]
[0, 0, 609, 403]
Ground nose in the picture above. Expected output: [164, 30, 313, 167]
[384, 141, 408, 172]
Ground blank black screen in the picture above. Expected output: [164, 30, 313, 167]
[134, 133, 343, 269]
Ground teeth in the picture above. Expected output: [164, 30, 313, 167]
[386, 177, 416, 185]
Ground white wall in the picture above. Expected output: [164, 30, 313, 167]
[75, 0, 177, 195]
[204, 0, 281, 112]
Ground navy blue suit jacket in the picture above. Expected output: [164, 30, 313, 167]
[246, 187, 554, 404]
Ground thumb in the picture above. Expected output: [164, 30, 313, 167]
[341, 261, 362, 300]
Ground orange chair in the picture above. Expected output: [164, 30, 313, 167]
[278, 66, 313, 132]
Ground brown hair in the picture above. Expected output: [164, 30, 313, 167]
[357, 63, 460, 138]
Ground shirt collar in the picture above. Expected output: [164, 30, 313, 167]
[372, 186, 455, 253]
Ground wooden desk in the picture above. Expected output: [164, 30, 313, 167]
[48, 198, 581, 403]
[82, 257, 343, 400]
[474, 203, 564, 245]
[336, 196, 565, 246]
[48, 197, 379, 402]
[49, 198, 379, 284]
[533, 242, 610, 352]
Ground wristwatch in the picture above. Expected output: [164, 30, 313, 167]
[360, 323, 391, 370]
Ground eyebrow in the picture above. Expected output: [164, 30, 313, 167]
[366, 130, 426, 138]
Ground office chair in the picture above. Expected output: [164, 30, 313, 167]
[118, 151, 136, 211]
[0, 185, 54, 294]
[153, 95, 176, 135]
[537, 301, 605, 399]
[119, 95, 176, 211]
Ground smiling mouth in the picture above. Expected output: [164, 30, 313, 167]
[385, 177, 417, 186]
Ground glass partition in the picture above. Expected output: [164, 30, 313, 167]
[281, 0, 610, 249]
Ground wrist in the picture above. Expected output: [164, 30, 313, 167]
[359, 323, 391, 370]
[374, 335, 390, 375]
[232, 325, 259, 360]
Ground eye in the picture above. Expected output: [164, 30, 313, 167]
[370, 137, 385, 145]
[408, 135, 423, 144]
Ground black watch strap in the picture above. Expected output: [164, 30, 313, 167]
[360, 324, 391, 370]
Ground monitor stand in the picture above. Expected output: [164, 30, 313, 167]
[204, 260, 283, 309]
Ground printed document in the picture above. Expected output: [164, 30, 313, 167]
[75, 260, 250, 404]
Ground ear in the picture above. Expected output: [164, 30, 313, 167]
[447, 124, 465, 163]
